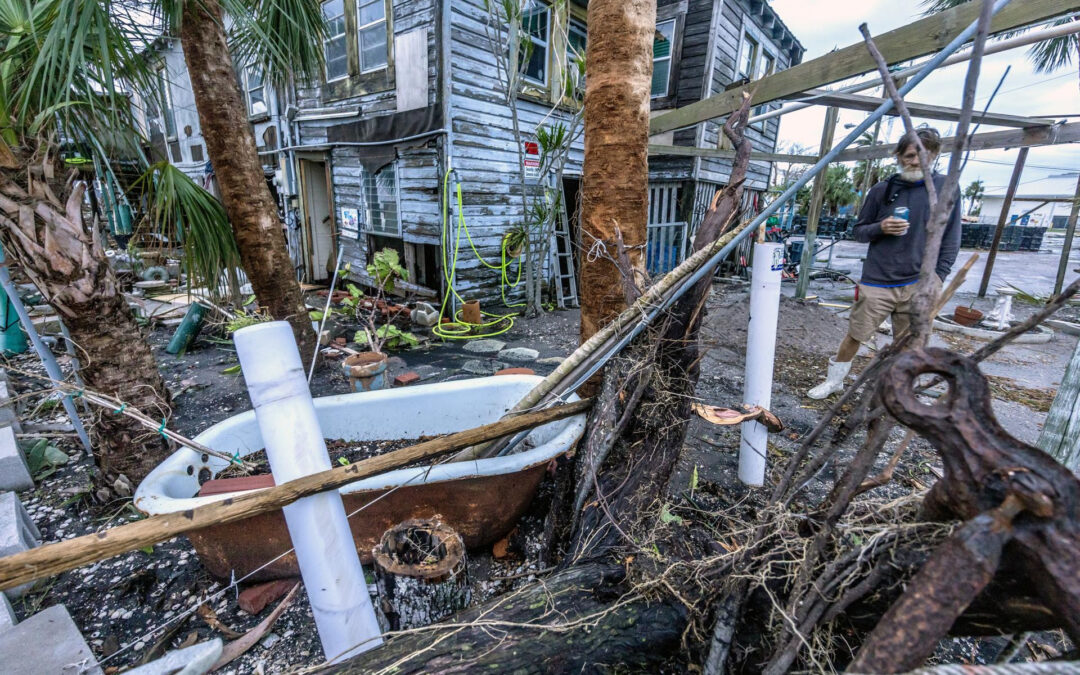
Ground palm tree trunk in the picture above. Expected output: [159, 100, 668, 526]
[578, 0, 654, 344]
[0, 158, 171, 483]
[179, 0, 315, 358]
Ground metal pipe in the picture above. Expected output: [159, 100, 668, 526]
[233, 321, 383, 662]
[0, 248, 91, 453]
[747, 16, 1079, 126]
[739, 242, 783, 486]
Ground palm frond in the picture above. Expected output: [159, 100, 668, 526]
[8, 0, 157, 147]
[227, 0, 326, 90]
[135, 161, 243, 299]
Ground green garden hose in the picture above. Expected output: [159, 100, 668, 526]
[433, 170, 523, 340]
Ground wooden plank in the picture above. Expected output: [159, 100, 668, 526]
[791, 88, 1054, 128]
[0, 399, 593, 592]
[648, 143, 817, 164]
[649, 0, 1080, 134]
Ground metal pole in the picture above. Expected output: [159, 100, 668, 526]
[1054, 173, 1080, 297]
[796, 106, 838, 299]
[0, 248, 92, 452]
[978, 147, 1028, 297]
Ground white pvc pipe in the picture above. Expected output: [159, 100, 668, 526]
[233, 321, 382, 662]
[739, 243, 783, 486]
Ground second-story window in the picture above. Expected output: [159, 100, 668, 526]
[358, 0, 388, 72]
[147, 67, 177, 140]
[739, 35, 759, 80]
[323, 0, 348, 81]
[651, 19, 675, 98]
[565, 16, 586, 92]
[521, 2, 550, 86]
[246, 67, 268, 117]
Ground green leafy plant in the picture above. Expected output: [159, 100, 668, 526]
[367, 249, 408, 294]
[23, 438, 69, 480]
[502, 223, 529, 257]
[225, 310, 271, 335]
[355, 324, 419, 351]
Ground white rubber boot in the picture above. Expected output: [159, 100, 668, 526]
[807, 358, 852, 400]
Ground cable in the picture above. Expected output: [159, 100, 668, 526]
[431, 169, 523, 340]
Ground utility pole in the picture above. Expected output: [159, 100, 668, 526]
[1054, 173, 1080, 297]
[978, 147, 1028, 298]
[796, 106, 839, 300]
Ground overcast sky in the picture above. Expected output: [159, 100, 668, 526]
[769, 0, 1079, 197]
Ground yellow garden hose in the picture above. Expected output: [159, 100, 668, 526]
[432, 170, 523, 340]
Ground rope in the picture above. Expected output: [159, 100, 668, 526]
[431, 169, 522, 340]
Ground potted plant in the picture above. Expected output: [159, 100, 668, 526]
[502, 223, 528, 259]
[341, 249, 419, 392]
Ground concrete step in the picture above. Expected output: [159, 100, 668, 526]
[0, 605, 102, 675]
[0, 426, 32, 493]
[0, 491, 41, 599]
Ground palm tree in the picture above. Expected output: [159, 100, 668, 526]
[178, 0, 324, 358]
[579, 0, 656, 346]
[964, 178, 985, 216]
[0, 0, 322, 483]
[923, 1, 1078, 85]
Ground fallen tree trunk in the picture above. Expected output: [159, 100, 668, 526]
[319, 563, 687, 674]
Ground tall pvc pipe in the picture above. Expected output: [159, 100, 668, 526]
[739, 243, 783, 486]
[233, 321, 382, 662]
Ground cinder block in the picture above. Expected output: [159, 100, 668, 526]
[0, 605, 102, 675]
[0, 593, 15, 633]
[0, 426, 32, 492]
[0, 491, 41, 599]
[0, 377, 21, 433]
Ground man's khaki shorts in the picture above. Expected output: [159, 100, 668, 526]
[847, 278, 940, 343]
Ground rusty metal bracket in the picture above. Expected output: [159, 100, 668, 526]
[848, 348, 1080, 673]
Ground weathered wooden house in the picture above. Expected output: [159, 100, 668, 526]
[138, 0, 802, 304]
[648, 0, 804, 235]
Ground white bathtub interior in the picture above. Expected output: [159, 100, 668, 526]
[135, 375, 585, 515]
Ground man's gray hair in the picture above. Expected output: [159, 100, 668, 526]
[894, 127, 942, 156]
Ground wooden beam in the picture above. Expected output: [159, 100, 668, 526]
[1055, 174, 1080, 296]
[649, 0, 1080, 135]
[979, 148, 1028, 298]
[1005, 195, 1080, 204]
[646, 144, 816, 164]
[791, 89, 1054, 129]
[0, 398, 593, 592]
[834, 122, 1080, 163]
[796, 107, 839, 300]
[648, 122, 1080, 166]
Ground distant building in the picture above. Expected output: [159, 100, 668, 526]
[981, 173, 1080, 229]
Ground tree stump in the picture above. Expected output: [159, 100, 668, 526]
[372, 519, 470, 631]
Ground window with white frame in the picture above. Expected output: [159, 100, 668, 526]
[739, 34, 759, 80]
[364, 163, 400, 236]
[358, 0, 388, 72]
[566, 15, 586, 91]
[651, 19, 676, 98]
[521, 2, 550, 86]
[322, 0, 348, 81]
[245, 66, 268, 116]
[753, 51, 775, 119]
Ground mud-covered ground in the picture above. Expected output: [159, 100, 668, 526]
[4, 273, 1075, 673]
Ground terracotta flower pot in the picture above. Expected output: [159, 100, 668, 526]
[462, 300, 482, 325]
[343, 352, 389, 392]
[953, 305, 984, 327]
